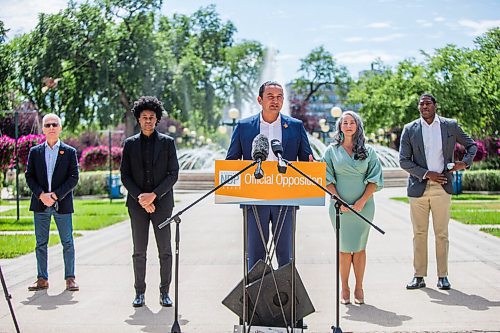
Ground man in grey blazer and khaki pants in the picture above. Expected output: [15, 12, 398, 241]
[399, 93, 477, 290]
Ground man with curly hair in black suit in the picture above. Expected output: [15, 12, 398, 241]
[120, 96, 179, 307]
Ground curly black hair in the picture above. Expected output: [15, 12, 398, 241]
[131, 96, 165, 122]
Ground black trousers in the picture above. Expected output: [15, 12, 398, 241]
[129, 208, 172, 294]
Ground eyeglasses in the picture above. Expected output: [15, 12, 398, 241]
[43, 123, 59, 128]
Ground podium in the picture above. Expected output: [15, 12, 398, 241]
[215, 160, 326, 332]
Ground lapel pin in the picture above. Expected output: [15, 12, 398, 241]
[59, 150, 64, 155]
[283, 123, 288, 129]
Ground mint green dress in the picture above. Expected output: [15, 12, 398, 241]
[321, 145, 383, 253]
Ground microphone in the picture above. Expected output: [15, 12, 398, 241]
[270, 139, 287, 174]
[251, 134, 269, 179]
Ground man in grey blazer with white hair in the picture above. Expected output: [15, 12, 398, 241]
[399, 93, 477, 291]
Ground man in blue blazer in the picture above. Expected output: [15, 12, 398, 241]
[226, 81, 313, 270]
[400, 93, 477, 291]
[25, 113, 79, 291]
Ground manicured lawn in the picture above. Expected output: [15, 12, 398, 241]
[451, 194, 500, 201]
[450, 202, 500, 225]
[0, 199, 128, 231]
[0, 198, 127, 258]
[0, 233, 81, 258]
[480, 228, 500, 237]
[391, 194, 500, 236]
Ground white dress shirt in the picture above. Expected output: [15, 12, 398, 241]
[44, 139, 61, 191]
[259, 113, 282, 162]
[421, 116, 444, 175]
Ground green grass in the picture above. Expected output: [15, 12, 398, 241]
[451, 194, 500, 201]
[480, 228, 500, 237]
[391, 194, 500, 204]
[0, 233, 81, 258]
[391, 197, 410, 203]
[391, 194, 500, 236]
[0, 199, 128, 231]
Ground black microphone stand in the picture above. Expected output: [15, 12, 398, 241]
[0, 265, 20, 333]
[281, 159, 385, 333]
[159, 160, 258, 333]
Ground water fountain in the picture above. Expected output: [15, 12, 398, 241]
[176, 139, 407, 190]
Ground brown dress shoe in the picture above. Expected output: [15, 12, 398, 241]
[28, 278, 49, 291]
[66, 278, 79, 291]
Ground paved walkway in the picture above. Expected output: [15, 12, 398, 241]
[0, 187, 499, 333]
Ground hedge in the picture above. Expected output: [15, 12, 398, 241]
[462, 170, 500, 192]
[80, 146, 122, 171]
[14, 171, 117, 197]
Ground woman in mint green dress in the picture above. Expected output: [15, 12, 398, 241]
[321, 111, 383, 305]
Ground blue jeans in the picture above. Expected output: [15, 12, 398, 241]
[34, 207, 75, 280]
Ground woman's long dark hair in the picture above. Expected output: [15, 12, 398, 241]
[331, 110, 368, 160]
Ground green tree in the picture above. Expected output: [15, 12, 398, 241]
[7, 1, 166, 135]
[291, 46, 352, 128]
[470, 28, 499, 134]
[348, 29, 499, 137]
[0, 20, 14, 110]
[158, 5, 244, 132]
[349, 59, 431, 134]
[4, 2, 264, 137]
[293, 46, 351, 104]
[220, 41, 265, 110]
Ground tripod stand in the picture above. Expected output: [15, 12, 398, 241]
[280, 159, 385, 333]
[158, 160, 258, 333]
[0, 265, 21, 333]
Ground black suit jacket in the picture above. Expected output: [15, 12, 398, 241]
[120, 131, 179, 215]
[25, 141, 79, 214]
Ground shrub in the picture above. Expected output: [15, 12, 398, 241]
[15, 171, 113, 197]
[12, 134, 45, 171]
[16, 173, 32, 197]
[0, 112, 41, 138]
[455, 140, 489, 163]
[0, 135, 14, 172]
[462, 170, 500, 192]
[473, 155, 500, 171]
[79, 146, 122, 171]
[74, 171, 110, 196]
[64, 131, 102, 160]
[63, 126, 126, 160]
[473, 140, 488, 162]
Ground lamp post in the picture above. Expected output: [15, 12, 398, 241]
[181, 128, 191, 146]
[319, 119, 330, 143]
[331, 106, 342, 119]
[220, 107, 240, 133]
[168, 125, 177, 136]
[318, 106, 343, 143]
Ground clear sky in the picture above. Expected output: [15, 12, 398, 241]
[1, 0, 499, 83]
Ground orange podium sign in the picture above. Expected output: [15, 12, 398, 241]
[214, 160, 326, 206]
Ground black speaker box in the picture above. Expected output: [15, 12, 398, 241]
[222, 260, 315, 327]
[222, 260, 272, 326]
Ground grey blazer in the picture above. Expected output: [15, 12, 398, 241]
[399, 116, 477, 197]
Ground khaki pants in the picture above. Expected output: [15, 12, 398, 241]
[409, 182, 451, 277]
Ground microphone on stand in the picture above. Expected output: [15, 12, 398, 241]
[270, 139, 287, 174]
[251, 134, 269, 179]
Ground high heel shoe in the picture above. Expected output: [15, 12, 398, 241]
[354, 289, 364, 304]
[341, 288, 351, 305]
